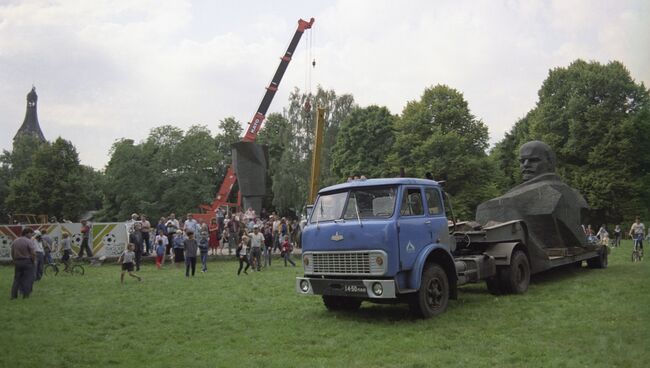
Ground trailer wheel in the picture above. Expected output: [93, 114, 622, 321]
[322, 296, 362, 311]
[502, 250, 530, 294]
[410, 263, 449, 318]
[587, 247, 608, 269]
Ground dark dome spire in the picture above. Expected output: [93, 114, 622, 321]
[14, 86, 46, 142]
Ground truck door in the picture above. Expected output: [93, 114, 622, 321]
[424, 187, 450, 249]
[397, 187, 429, 270]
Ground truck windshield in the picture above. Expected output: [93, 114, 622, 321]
[311, 187, 396, 223]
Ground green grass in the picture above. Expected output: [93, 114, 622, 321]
[1, 241, 649, 368]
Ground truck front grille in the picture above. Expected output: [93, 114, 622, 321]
[306, 251, 386, 275]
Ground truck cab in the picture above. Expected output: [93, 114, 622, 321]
[296, 178, 460, 317]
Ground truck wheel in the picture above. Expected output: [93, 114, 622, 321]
[502, 250, 530, 294]
[587, 248, 608, 269]
[322, 296, 362, 311]
[410, 263, 449, 318]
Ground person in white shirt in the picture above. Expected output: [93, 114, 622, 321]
[629, 217, 645, 250]
[183, 213, 199, 235]
[248, 226, 265, 271]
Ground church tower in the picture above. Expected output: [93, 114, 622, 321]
[14, 86, 46, 142]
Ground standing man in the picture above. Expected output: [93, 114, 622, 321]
[77, 219, 93, 259]
[629, 217, 645, 251]
[183, 213, 199, 235]
[126, 213, 140, 234]
[215, 207, 225, 234]
[248, 225, 265, 271]
[272, 215, 281, 254]
[11, 228, 36, 299]
[32, 230, 45, 281]
[183, 230, 198, 277]
[165, 213, 180, 250]
[129, 222, 145, 271]
[41, 229, 55, 265]
[141, 215, 152, 256]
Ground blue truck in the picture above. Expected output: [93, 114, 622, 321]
[296, 178, 607, 318]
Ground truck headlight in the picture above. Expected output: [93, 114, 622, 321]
[303, 256, 309, 266]
[299, 279, 310, 293]
[372, 282, 383, 296]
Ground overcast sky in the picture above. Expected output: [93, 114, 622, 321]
[1, 0, 648, 170]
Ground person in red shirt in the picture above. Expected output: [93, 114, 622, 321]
[77, 219, 93, 258]
[281, 235, 296, 267]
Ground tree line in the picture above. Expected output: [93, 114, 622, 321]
[1, 59, 648, 225]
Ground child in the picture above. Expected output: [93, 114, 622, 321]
[281, 235, 296, 267]
[172, 229, 185, 268]
[117, 243, 141, 284]
[154, 229, 168, 266]
[199, 230, 209, 272]
[155, 238, 166, 269]
[236, 235, 250, 275]
[60, 232, 72, 270]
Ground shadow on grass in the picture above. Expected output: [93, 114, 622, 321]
[530, 263, 593, 285]
[306, 263, 607, 322]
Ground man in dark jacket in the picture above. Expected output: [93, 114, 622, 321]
[11, 228, 36, 299]
[129, 222, 145, 271]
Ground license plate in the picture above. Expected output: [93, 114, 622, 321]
[344, 285, 366, 293]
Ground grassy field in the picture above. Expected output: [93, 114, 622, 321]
[1, 241, 649, 368]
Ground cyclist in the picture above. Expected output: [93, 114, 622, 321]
[629, 217, 645, 251]
[60, 232, 73, 270]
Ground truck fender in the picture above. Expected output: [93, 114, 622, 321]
[408, 244, 458, 299]
[483, 242, 522, 266]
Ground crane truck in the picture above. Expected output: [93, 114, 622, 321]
[192, 18, 315, 223]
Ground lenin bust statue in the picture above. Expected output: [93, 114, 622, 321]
[475, 141, 588, 249]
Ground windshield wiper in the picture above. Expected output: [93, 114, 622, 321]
[354, 195, 363, 228]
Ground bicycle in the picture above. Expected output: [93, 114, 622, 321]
[44, 259, 85, 276]
[632, 238, 644, 262]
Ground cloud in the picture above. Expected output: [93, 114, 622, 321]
[1, 0, 648, 169]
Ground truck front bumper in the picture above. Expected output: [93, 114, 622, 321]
[296, 277, 397, 299]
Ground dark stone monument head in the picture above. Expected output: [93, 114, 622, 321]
[519, 140, 556, 181]
[476, 140, 590, 267]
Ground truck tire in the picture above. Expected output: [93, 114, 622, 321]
[322, 296, 362, 311]
[501, 250, 530, 294]
[587, 248, 608, 269]
[409, 263, 449, 318]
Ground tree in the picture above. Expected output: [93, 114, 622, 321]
[257, 113, 292, 212]
[257, 86, 355, 215]
[99, 139, 145, 221]
[493, 60, 650, 223]
[99, 124, 224, 222]
[5, 138, 86, 220]
[390, 85, 496, 218]
[331, 105, 397, 179]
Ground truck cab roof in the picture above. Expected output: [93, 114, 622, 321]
[319, 178, 441, 194]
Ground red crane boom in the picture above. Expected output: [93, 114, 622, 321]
[194, 17, 315, 222]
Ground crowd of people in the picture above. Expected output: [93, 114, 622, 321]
[582, 218, 647, 251]
[8, 207, 303, 297]
[120, 208, 302, 280]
